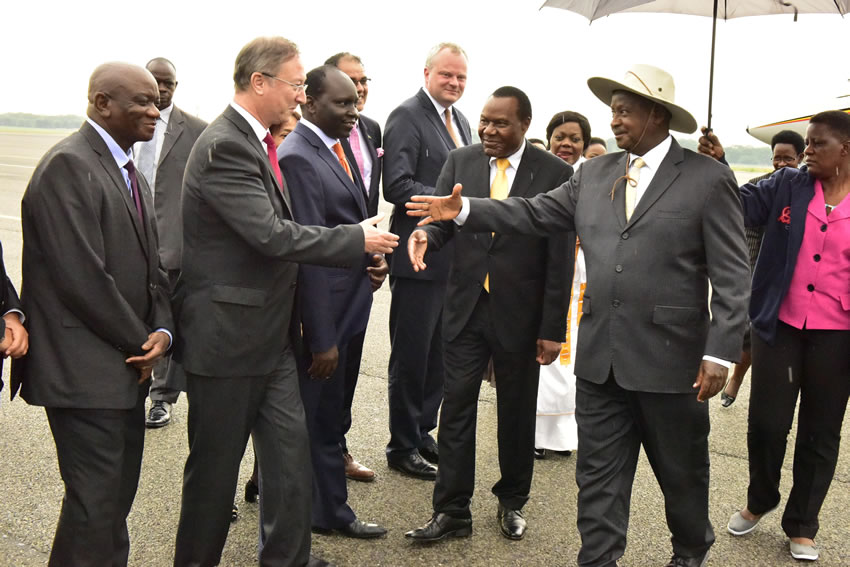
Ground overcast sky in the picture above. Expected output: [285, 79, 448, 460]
[2, 0, 848, 145]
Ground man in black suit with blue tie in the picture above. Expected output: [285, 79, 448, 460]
[279, 65, 387, 539]
[383, 43, 472, 480]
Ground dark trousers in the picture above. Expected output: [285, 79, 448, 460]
[174, 349, 311, 567]
[45, 382, 147, 567]
[748, 322, 850, 539]
[300, 337, 359, 529]
[387, 276, 446, 457]
[339, 329, 366, 453]
[433, 292, 539, 518]
[575, 373, 714, 567]
[150, 269, 184, 404]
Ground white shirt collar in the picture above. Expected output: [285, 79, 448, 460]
[158, 103, 173, 125]
[423, 87, 451, 119]
[488, 140, 526, 171]
[86, 117, 131, 168]
[629, 134, 672, 171]
[229, 101, 269, 145]
[300, 118, 339, 150]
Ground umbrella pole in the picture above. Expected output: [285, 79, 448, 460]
[707, 0, 719, 130]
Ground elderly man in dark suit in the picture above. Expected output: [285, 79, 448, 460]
[325, 52, 386, 482]
[15, 62, 173, 567]
[408, 65, 751, 567]
[134, 56, 207, 428]
[404, 86, 572, 542]
[172, 37, 397, 567]
[382, 42, 472, 480]
[280, 64, 387, 539]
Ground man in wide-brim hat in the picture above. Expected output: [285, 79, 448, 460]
[405, 64, 751, 567]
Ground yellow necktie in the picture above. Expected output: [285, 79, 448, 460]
[484, 158, 511, 292]
[445, 108, 461, 148]
[625, 157, 645, 221]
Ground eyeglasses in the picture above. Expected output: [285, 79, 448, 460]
[351, 77, 371, 86]
[261, 72, 308, 94]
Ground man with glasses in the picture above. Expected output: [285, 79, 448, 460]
[325, 51, 385, 483]
[134, 57, 207, 429]
[172, 37, 397, 567]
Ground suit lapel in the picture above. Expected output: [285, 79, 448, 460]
[297, 125, 368, 218]
[509, 144, 536, 199]
[607, 153, 630, 229]
[157, 106, 184, 166]
[416, 89, 457, 152]
[626, 140, 683, 226]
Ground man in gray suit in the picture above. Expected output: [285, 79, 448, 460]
[172, 37, 396, 567]
[134, 57, 207, 428]
[407, 65, 750, 567]
[382, 43, 472, 480]
[15, 62, 173, 567]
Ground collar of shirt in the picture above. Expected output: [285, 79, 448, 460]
[628, 134, 673, 202]
[488, 140, 526, 190]
[300, 117, 339, 151]
[229, 101, 270, 147]
[86, 118, 132, 190]
[423, 87, 450, 118]
[158, 103, 173, 126]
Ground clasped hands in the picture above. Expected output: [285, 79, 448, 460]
[0, 313, 29, 359]
[125, 331, 171, 383]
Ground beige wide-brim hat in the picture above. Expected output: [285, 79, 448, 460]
[587, 64, 698, 134]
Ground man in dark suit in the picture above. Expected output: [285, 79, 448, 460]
[15, 62, 173, 567]
[407, 65, 751, 567]
[134, 56, 207, 428]
[0, 243, 28, 390]
[172, 37, 397, 567]
[404, 86, 572, 542]
[326, 51, 386, 482]
[382, 42, 472, 480]
[279, 64, 387, 539]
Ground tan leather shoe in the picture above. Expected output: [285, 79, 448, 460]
[344, 452, 376, 482]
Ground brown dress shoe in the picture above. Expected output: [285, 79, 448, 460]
[344, 452, 376, 482]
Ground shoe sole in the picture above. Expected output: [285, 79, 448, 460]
[145, 419, 171, 429]
[790, 551, 818, 561]
[387, 462, 437, 481]
[500, 528, 524, 541]
[405, 526, 472, 542]
[345, 473, 376, 483]
[728, 507, 776, 536]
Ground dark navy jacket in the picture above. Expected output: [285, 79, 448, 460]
[741, 166, 816, 344]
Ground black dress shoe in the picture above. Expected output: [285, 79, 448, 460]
[388, 452, 437, 480]
[497, 504, 527, 540]
[231, 503, 239, 522]
[306, 555, 335, 567]
[534, 448, 546, 459]
[664, 549, 709, 567]
[405, 513, 472, 541]
[244, 478, 259, 503]
[419, 442, 439, 464]
[314, 519, 387, 539]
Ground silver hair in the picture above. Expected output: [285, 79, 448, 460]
[424, 42, 468, 69]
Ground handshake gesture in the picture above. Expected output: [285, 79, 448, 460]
[404, 184, 465, 272]
[359, 213, 399, 254]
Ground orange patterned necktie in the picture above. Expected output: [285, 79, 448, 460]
[332, 142, 353, 181]
[444, 108, 461, 148]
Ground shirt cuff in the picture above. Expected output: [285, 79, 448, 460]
[3, 309, 25, 324]
[156, 328, 173, 349]
[702, 355, 731, 369]
[454, 196, 470, 225]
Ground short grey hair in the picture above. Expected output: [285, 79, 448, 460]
[233, 36, 299, 91]
[425, 42, 468, 69]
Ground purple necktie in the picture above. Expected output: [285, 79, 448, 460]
[123, 160, 144, 223]
[263, 133, 284, 191]
[348, 124, 367, 181]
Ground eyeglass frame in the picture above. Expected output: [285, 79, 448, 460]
[260, 72, 308, 94]
[350, 77, 371, 86]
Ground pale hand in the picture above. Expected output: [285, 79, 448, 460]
[693, 359, 728, 402]
[536, 339, 562, 365]
[125, 331, 170, 384]
[1, 313, 29, 358]
[405, 183, 464, 226]
[697, 127, 725, 162]
[408, 230, 429, 272]
[360, 213, 399, 254]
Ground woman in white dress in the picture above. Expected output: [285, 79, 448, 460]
[535, 111, 591, 458]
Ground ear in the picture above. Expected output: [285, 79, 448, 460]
[520, 117, 531, 134]
[92, 92, 112, 118]
[250, 72, 266, 95]
[302, 95, 317, 115]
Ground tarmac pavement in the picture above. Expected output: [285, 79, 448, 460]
[0, 130, 848, 566]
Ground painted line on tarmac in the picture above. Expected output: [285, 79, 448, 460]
[0, 163, 35, 169]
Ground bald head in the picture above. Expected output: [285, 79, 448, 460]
[87, 62, 160, 151]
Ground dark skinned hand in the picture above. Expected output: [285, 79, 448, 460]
[693, 359, 728, 402]
[308, 345, 339, 380]
[367, 254, 388, 292]
[536, 339, 562, 365]
[406, 183, 464, 226]
[125, 331, 170, 384]
[697, 127, 725, 162]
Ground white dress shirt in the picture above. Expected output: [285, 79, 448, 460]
[133, 103, 173, 191]
[423, 88, 465, 148]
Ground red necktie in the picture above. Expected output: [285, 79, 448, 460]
[123, 160, 144, 223]
[263, 132, 284, 189]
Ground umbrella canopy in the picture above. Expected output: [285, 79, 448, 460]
[542, 0, 850, 20]
[540, 0, 849, 129]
